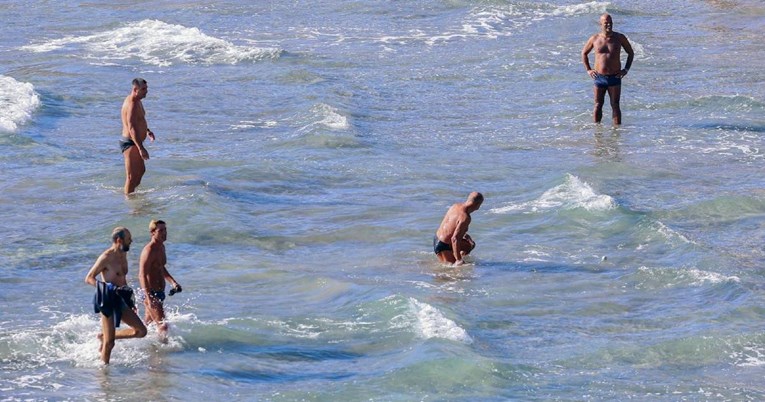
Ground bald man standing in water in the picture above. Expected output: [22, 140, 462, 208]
[85, 227, 147, 364]
[582, 13, 634, 125]
[121, 78, 155, 194]
[434, 192, 483, 266]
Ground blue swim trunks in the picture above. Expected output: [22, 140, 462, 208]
[593, 73, 622, 88]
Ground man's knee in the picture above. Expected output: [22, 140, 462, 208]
[134, 324, 147, 338]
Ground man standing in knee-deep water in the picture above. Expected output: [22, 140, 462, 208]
[434, 192, 483, 266]
[139, 219, 182, 341]
[85, 227, 147, 364]
[121, 78, 155, 194]
[582, 13, 634, 125]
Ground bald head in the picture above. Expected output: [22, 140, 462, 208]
[466, 192, 484, 211]
[600, 13, 613, 33]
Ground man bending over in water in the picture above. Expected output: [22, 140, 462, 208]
[434, 192, 483, 266]
[139, 219, 182, 340]
[85, 227, 147, 364]
[121, 78, 155, 194]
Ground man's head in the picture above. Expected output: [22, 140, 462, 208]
[149, 219, 167, 242]
[466, 191, 484, 211]
[112, 227, 133, 252]
[600, 14, 613, 35]
[132, 78, 148, 99]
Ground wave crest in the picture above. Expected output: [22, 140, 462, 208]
[0, 76, 41, 133]
[21, 20, 282, 66]
[491, 174, 615, 214]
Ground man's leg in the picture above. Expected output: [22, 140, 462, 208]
[123, 147, 145, 194]
[114, 307, 147, 340]
[99, 314, 115, 364]
[144, 296, 169, 339]
[607, 85, 622, 125]
[593, 85, 607, 123]
[458, 237, 475, 257]
[437, 250, 456, 264]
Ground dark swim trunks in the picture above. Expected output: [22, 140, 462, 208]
[148, 290, 166, 302]
[594, 73, 622, 88]
[120, 137, 135, 153]
[93, 282, 135, 327]
[433, 236, 451, 255]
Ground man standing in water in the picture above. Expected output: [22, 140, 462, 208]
[85, 227, 147, 364]
[582, 13, 634, 125]
[139, 220, 182, 340]
[121, 78, 155, 194]
[434, 192, 483, 266]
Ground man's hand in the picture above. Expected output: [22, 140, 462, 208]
[453, 260, 464, 267]
[147, 130, 155, 142]
[619, 69, 628, 78]
[169, 284, 182, 296]
[588, 69, 597, 79]
[139, 146, 150, 160]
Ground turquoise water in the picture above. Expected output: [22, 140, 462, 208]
[1, 1, 764, 400]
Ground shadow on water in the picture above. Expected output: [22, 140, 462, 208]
[476, 260, 608, 274]
[691, 122, 765, 133]
[592, 129, 622, 162]
[200, 367, 354, 383]
[197, 344, 361, 383]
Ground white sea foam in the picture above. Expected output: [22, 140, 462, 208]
[637, 266, 740, 287]
[0, 75, 41, 132]
[297, 103, 350, 134]
[455, 2, 608, 43]
[21, 20, 281, 66]
[734, 345, 765, 367]
[408, 298, 472, 344]
[547, 1, 609, 17]
[490, 174, 615, 214]
[654, 221, 696, 245]
[312, 103, 349, 130]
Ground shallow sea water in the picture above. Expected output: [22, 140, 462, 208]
[1, 0, 764, 400]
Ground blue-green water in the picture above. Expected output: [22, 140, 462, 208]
[1, 1, 764, 400]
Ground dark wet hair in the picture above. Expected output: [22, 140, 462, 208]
[132, 78, 147, 87]
[112, 228, 126, 241]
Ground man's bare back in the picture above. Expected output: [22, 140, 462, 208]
[434, 192, 483, 266]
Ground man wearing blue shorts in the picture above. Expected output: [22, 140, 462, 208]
[582, 13, 634, 125]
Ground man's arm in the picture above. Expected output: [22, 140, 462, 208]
[582, 35, 596, 78]
[85, 254, 107, 286]
[451, 217, 469, 265]
[139, 245, 153, 291]
[620, 34, 634, 76]
[163, 266, 180, 290]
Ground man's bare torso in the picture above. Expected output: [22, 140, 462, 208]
[591, 33, 625, 75]
[121, 96, 148, 142]
[99, 249, 129, 287]
[141, 242, 167, 291]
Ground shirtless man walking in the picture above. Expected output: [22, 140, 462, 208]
[121, 78, 155, 194]
[85, 227, 147, 364]
[139, 220, 182, 340]
[582, 13, 634, 125]
[434, 192, 483, 266]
